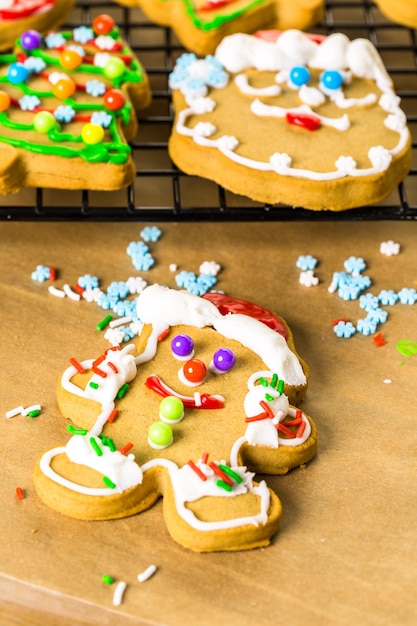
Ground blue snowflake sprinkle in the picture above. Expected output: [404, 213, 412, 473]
[359, 293, 379, 311]
[378, 289, 398, 306]
[86, 80, 106, 97]
[397, 287, 417, 305]
[175, 271, 197, 288]
[45, 33, 66, 49]
[357, 318, 377, 336]
[131, 252, 155, 271]
[127, 241, 149, 256]
[112, 299, 138, 318]
[169, 53, 228, 98]
[31, 265, 51, 282]
[354, 274, 372, 290]
[54, 105, 76, 123]
[91, 111, 112, 128]
[78, 274, 99, 290]
[366, 308, 388, 324]
[24, 56, 46, 73]
[296, 255, 317, 271]
[333, 321, 356, 338]
[19, 95, 40, 111]
[174, 53, 197, 70]
[141, 226, 162, 242]
[97, 293, 120, 310]
[73, 26, 94, 44]
[337, 283, 362, 301]
[344, 256, 366, 275]
[107, 281, 130, 299]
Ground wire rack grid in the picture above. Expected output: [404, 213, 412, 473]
[0, 0, 416, 221]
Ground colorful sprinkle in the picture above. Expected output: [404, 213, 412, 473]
[66, 425, 88, 435]
[90, 437, 103, 456]
[137, 564, 157, 583]
[101, 574, 114, 585]
[103, 476, 116, 489]
[112, 581, 127, 606]
[15, 487, 25, 500]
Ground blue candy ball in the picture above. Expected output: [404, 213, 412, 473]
[289, 66, 310, 87]
[8, 63, 29, 85]
[321, 70, 343, 90]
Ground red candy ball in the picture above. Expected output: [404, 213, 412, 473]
[182, 359, 206, 384]
[103, 88, 126, 111]
[93, 14, 115, 36]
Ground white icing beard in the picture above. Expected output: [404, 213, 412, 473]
[173, 31, 409, 182]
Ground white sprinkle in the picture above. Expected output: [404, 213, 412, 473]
[48, 285, 66, 298]
[169, 263, 178, 272]
[5, 405, 24, 419]
[137, 564, 157, 583]
[380, 240, 400, 256]
[109, 316, 132, 328]
[63, 284, 81, 301]
[383, 378, 393, 384]
[112, 581, 127, 606]
[22, 404, 41, 416]
[194, 392, 202, 407]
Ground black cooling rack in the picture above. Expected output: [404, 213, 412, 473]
[1, 0, 416, 221]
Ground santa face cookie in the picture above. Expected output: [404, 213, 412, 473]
[0, 0, 75, 51]
[168, 30, 412, 211]
[114, 0, 323, 55]
[34, 286, 317, 553]
[0, 14, 151, 193]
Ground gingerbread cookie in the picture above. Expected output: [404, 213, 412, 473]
[0, 14, 151, 193]
[375, 0, 417, 28]
[0, 0, 74, 52]
[168, 30, 412, 211]
[34, 286, 317, 553]
[115, 0, 323, 55]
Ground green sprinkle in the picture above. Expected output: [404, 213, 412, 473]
[216, 479, 232, 492]
[90, 437, 103, 457]
[89, 381, 99, 390]
[97, 314, 113, 331]
[218, 464, 243, 484]
[259, 377, 268, 387]
[277, 379, 285, 394]
[270, 373, 278, 389]
[396, 339, 417, 358]
[265, 393, 274, 402]
[117, 383, 129, 399]
[66, 425, 88, 436]
[27, 409, 41, 418]
[99, 435, 116, 452]
[101, 575, 114, 585]
[103, 476, 116, 489]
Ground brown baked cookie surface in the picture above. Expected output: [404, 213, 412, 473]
[113, 0, 323, 55]
[375, 0, 417, 28]
[168, 30, 412, 211]
[0, 0, 74, 52]
[0, 14, 151, 193]
[34, 285, 317, 553]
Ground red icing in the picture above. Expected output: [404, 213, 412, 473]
[286, 111, 321, 131]
[0, 0, 55, 19]
[254, 30, 327, 45]
[199, 0, 237, 11]
[145, 375, 225, 409]
[202, 292, 288, 340]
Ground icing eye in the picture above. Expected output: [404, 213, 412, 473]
[321, 70, 343, 90]
[171, 334, 194, 360]
[210, 348, 236, 374]
[289, 66, 310, 87]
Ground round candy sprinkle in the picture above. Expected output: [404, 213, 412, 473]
[53, 77, 76, 99]
[21, 30, 42, 51]
[159, 396, 184, 424]
[321, 70, 343, 90]
[103, 88, 126, 111]
[0, 91, 11, 112]
[93, 14, 115, 36]
[104, 57, 126, 80]
[148, 422, 173, 449]
[33, 111, 56, 134]
[179, 358, 206, 387]
[7, 62, 29, 85]
[81, 123, 105, 145]
[60, 49, 83, 70]
[171, 334, 194, 360]
[289, 66, 310, 87]
[210, 348, 236, 374]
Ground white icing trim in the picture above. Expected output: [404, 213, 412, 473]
[251, 98, 350, 131]
[234, 74, 281, 97]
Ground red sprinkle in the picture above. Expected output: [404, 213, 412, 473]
[259, 400, 274, 418]
[201, 452, 209, 464]
[107, 408, 119, 423]
[209, 462, 233, 486]
[119, 442, 134, 455]
[158, 328, 170, 342]
[69, 357, 85, 374]
[286, 112, 321, 131]
[49, 267, 56, 281]
[245, 411, 268, 422]
[16, 487, 25, 500]
[107, 362, 119, 374]
[296, 420, 307, 438]
[73, 283, 85, 295]
[92, 365, 107, 378]
[188, 460, 207, 481]
[332, 317, 349, 326]
[276, 422, 296, 438]
[373, 332, 387, 347]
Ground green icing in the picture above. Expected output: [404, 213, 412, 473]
[0, 26, 144, 164]
[182, 0, 269, 31]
